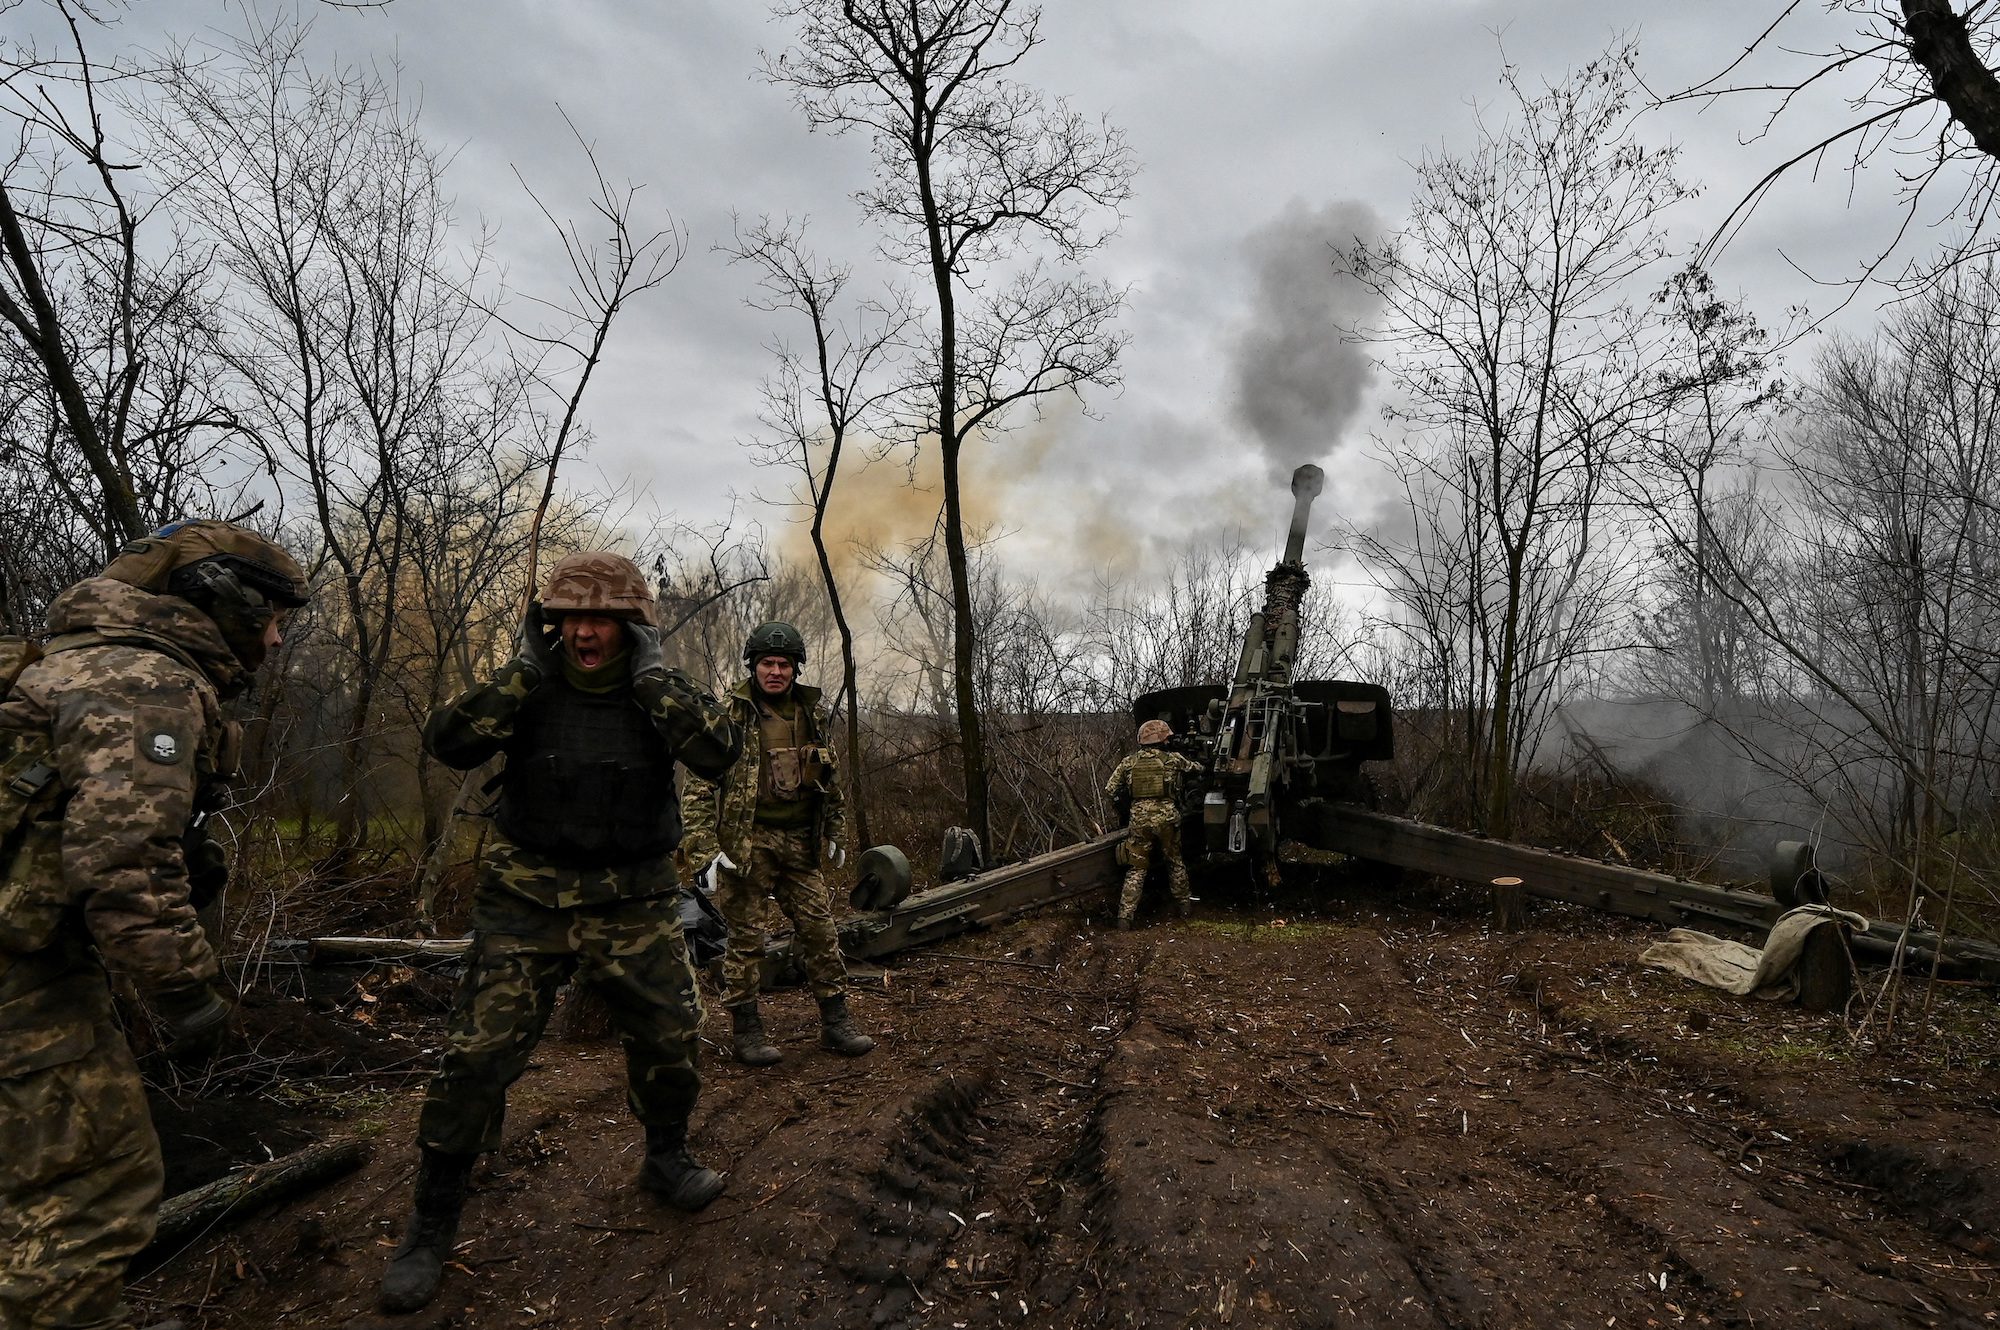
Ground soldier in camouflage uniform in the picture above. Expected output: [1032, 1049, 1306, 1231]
[681, 621, 875, 1066]
[0, 521, 309, 1330]
[1106, 720, 1204, 930]
[379, 553, 743, 1316]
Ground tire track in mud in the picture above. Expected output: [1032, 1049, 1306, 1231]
[676, 918, 1149, 1330]
[127, 905, 1997, 1329]
[1387, 929, 1994, 1328]
[1044, 926, 1568, 1329]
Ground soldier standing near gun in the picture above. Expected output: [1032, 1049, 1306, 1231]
[1106, 720, 1204, 930]
[681, 621, 875, 1066]
[378, 553, 743, 1315]
[0, 521, 309, 1330]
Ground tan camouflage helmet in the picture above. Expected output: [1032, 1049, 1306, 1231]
[103, 519, 310, 606]
[1137, 719, 1174, 746]
[539, 551, 659, 627]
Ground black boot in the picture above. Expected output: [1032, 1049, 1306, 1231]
[1175, 899, 1191, 919]
[638, 1123, 725, 1211]
[378, 1147, 474, 1314]
[730, 1003, 782, 1066]
[817, 994, 876, 1056]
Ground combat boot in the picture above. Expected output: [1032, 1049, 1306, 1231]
[817, 994, 876, 1056]
[1176, 899, 1191, 919]
[730, 1003, 782, 1066]
[638, 1123, 725, 1211]
[1116, 916, 1133, 932]
[378, 1147, 474, 1314]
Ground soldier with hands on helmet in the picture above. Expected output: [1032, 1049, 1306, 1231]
[681, 621, 875, 1066]
[0, 520, 309, 1330]
[378, 553, 743, 1316]
[1106, 720, 1204, 930]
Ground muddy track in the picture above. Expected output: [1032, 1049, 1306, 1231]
[132, 898, 2000, 1329]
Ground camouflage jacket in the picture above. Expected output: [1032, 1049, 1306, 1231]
[680, 680, 846, 872]
[0, 578, 243, 1071]
[425, 654, 742, 908]
[1106, 746, 1203, 810]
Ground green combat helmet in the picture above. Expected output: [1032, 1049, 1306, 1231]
[743, 621, 806, 668]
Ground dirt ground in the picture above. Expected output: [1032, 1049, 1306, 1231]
[130, 873, 2000, 1329]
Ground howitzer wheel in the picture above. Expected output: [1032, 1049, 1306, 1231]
[1769, 840, 1831, 909]
[850, 845, 914, 912]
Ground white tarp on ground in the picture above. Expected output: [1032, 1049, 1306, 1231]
[1639, 905, 1870, 1002]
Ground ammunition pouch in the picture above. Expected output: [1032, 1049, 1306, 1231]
[765, 745, 829, 801]
[1114, 839, 1131, 868]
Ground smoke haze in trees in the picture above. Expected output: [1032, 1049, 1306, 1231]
[1228, 199, 1383, 482]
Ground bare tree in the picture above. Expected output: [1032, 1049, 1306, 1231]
[1672, 1, 2000, 289]
[1629, 266, 1791, 712]
[1347, 44, 1692, 836]
[0, 1, 250, 569]
[764, 0, 1135, 857]
[1643, 259, 2000, 985]
[722, 213, 910, 848]
[142, 19, 508, 857]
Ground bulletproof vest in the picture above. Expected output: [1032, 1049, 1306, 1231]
[495, 681, 681, 867]
[1127, 748, 1182, 802]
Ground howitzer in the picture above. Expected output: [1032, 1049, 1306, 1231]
[749, 464, 2000, 993]
[1132, 464, 1393, 878]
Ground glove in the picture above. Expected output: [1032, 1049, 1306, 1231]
[154, 982, 233, 1064]
[824, 840, 846, 870]
[510, 603, 559, 685]
[185, 833, 230, 910]
[627, 621, 667, 684]
[697, 850, 736, 893]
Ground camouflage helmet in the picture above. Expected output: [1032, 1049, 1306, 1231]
[743, 620, 807, 668]
[539, 552, 659, 627]
[103, 519, 310, 606]
[104, 519, 309, 670]
[1137, 719, 1174, 746]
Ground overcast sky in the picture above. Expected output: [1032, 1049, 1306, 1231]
[35, 1, 1929, 595]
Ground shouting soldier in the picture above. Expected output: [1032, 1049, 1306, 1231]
[379, 553, 743, 1315]
[681, 621, 874, 1066]
[1, 520, 309, 1330]
[1106, 719, 1203, 930]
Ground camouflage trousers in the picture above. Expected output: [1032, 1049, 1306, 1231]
[417, 888, 705, 1158]
[715, 824, 846, 1008]
[0, 1021, 162, 1330]
[1120, 799, 1191, 923]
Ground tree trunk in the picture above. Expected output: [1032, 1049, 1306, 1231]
[940, 434, 991, 855]
[142, 1138, 371, 1265]
[1903, 0, 2000, 158]
[0, 183, 146, 549]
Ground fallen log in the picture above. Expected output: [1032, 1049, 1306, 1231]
[144, 1137, 372, 1261]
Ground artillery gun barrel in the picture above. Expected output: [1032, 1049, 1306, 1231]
[1282, 463, 1325, 565]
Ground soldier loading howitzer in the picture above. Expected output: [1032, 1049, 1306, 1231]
[1132, 464, 1395, 885]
